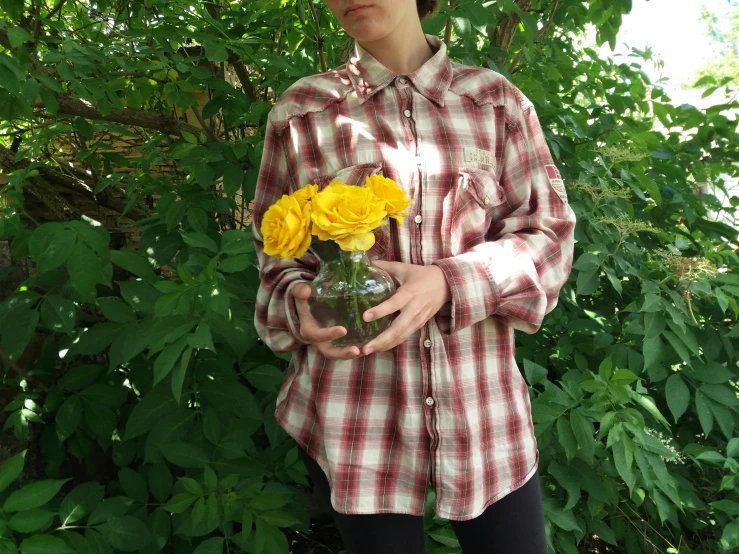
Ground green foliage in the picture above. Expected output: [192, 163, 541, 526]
[0, 0, 738, 553]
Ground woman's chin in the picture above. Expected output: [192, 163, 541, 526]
[343, 21, 391, 44]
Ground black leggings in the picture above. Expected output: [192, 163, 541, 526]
[298, 446, 547, 554]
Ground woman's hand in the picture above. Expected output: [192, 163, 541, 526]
[359, 261, 451, 355]
[291, 284, 362, 360]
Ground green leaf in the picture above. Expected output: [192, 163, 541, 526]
[181, 232, 218, 253]
[8, 509, 55, 533]
[148, 508, 171, 550]
[219, 253, 252, 273]
[542, 498, 581, 532]
[188, 323, 214, 351]
[523, 359, 548, 386]
[19, 534, 75, 554]
[7, 26, 33, 49]
[642, 336, 663, 369]
[699, 384, 739, 406]
[728, 438, 739, 459]
[220, 229, 254, 256]
[556, 416, 578, 462]
[67, 240, 104, 298]
[124, 383, 179, 440]
[665, 374, 690, 422]
[547, 461, 581, 511]
[245, 365, 284, 392]
[3, 479, 69, 512]
[160, 442, 209, 468]
[162, 492, 197, 514]
[34, 228, 76, 273]
[85, 529, 113, 554]
[428, 525, 460, 547]
[118, 280, 160, 314]
[570, 410, 595, 463]
[250, 491, 292, 511]
[172, 346, 192, 402]
[633, 393, 671, 432]
[56, 395, 82, 441]
[96, 297, 136, 323]
[576, 266, 600, 296]
[0, 450, 26, 492]
[644, 312, 665, 339]
[41, 295, 77, 334]
[153, 336, 189, 387]
[148, 463, 173, 503]
[110, 248, 157, 282]
[613, 438, 636, 492]
[695, 391, 714, 437]
[118, 468, 148, 503]
[222, 164, 244, 196]
[662, 330, 692, 364]
[193, 537, 223, 554]
[1, 307, 39, 361]
[97, 516, 153, 552]
[60, 482, 104, 525]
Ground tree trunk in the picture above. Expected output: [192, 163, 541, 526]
[492, 0, 533, 54]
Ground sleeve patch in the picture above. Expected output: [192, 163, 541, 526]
[544, 164, 568, 204]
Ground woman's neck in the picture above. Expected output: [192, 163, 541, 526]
[357, 19, 434, 76]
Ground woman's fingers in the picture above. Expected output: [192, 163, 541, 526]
[363, 290, 409, 322]
[318, 343, 362, 360]
[295, 297, 347, 343]
[361, 305, 421, 355]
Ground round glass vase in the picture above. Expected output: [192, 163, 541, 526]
[308, 243, 395, 348]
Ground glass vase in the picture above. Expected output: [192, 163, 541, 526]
[308, 241, 395, 348]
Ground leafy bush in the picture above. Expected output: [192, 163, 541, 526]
[0, 1, 738, 553]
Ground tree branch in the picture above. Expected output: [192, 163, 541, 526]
[0, 346, 49, 392]
[444, 1, 455, 47]
[31, 93, 207, 138]
[492, 0, 533, 60]
[509, 0, 561, 73]
[307, 0, 327, 72]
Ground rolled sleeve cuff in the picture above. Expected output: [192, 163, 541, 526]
[433, 253, 500, 334]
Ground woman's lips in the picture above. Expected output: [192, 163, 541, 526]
[345, 5, 371, 16]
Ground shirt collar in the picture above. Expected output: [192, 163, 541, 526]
[347, 34, 453, 107]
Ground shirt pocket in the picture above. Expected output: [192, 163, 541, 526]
[311, 161, 391, 261]
[443, 167, 506, 255]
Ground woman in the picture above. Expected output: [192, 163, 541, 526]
[252, 0, 576, 552]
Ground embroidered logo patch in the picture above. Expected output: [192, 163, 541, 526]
[544, 164, 568, 203]
[464, 147, 495, 168]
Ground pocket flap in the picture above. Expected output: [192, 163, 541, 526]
[458, 167, 505, 208]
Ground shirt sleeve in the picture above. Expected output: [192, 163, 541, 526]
[433, 94, 576, 335]
[252, 113, 317, 352]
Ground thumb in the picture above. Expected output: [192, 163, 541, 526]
[291, 282, 312, 300]
[374, 260, 406, 283]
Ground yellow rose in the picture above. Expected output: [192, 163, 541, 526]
[291, 184, 318, 207]
[260, 194, 312, 259]
[311, 182, 387, 251]
[366, 174, 411, 224]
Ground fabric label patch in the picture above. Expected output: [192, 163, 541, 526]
[544, 164, 568, 203]
[464, 147, 495, 168]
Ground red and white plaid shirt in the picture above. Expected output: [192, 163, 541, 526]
[252, 35, 576, 521]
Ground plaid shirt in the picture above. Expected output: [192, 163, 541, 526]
[252, 35, 576, 521]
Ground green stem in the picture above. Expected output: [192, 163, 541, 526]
[351, 258, 362, 332]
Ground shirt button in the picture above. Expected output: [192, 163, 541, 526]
[425, 397, 434, 407]
[484, 195, 490, 205]
[399, 77, 408, 84]
[415, 156, 422, 166]
[424, 339, 432, 348]
[403, 109, 412, 118]
[414, 214, 422, 224]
